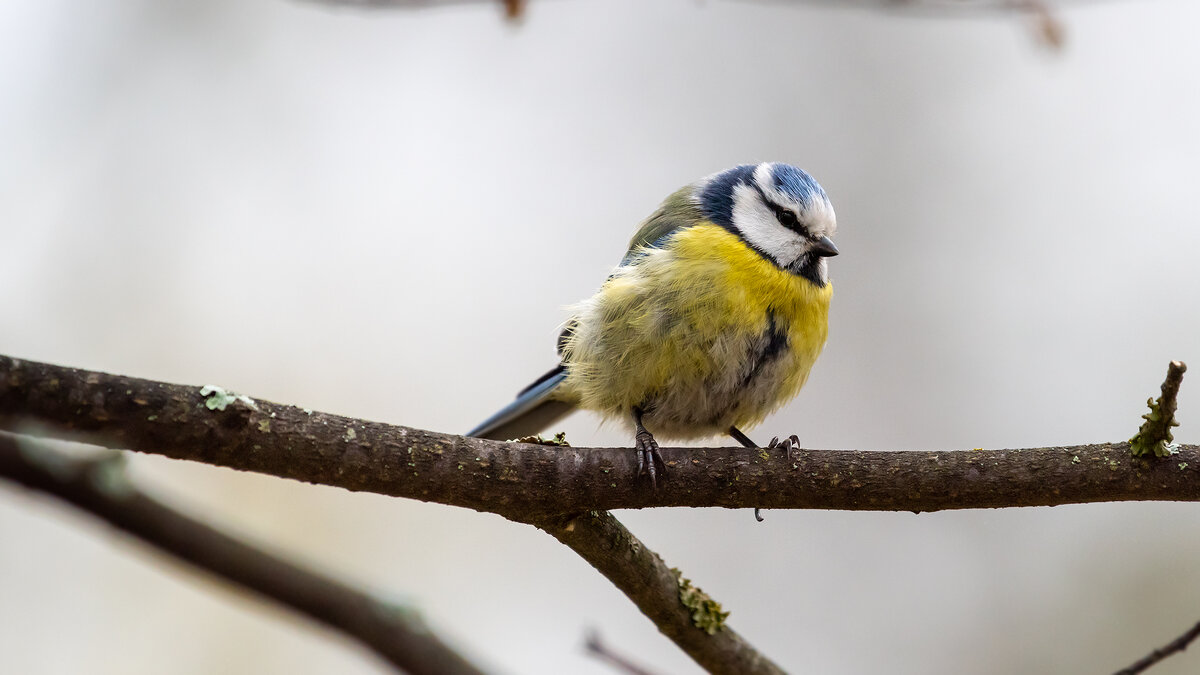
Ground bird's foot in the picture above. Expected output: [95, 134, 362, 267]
[635, 429, 666, 489]
[755, 435, 803, 522]
[768, 434, 803, 460]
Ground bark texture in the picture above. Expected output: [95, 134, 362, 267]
[2, 355, 1198, 516]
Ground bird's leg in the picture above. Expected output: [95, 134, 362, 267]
[728, 425, 769, 522]
[727, 427, 806, 521]
[633, 407, 665, 489]
[727, 426, 757, 450]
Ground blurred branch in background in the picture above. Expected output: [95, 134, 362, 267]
[0, 433, 487, 675]
[309, 0, 525, 19]
[308, 0, 1070, 48]
[0, 352, 1195, 674]
[585, 629, 661, 675]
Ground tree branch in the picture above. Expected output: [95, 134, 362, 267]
[1115, 618, 1200, 675]
[2, 355, 1198, 517]
[0, 432, 486, 675]
[4, 353, 1196, 674]
[533, 511, 783, 674]
[0, 354, 791, 673]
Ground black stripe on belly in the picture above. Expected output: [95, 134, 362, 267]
[741, 310, 789, 388]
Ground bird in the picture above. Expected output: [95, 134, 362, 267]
[468, 162, 838, 494]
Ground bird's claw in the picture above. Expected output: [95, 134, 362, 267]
[635, 429, 665, 489]
[768, 434, 803, 460]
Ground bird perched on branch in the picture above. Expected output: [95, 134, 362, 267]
[468, 163, 839, 491]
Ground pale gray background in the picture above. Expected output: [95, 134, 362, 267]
[2, 0, 1199, 673]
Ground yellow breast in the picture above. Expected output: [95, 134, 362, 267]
[670, 223, 832, 347]
[562, 223, 832, 438]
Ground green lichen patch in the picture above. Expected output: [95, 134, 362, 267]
[199, 385, 257, 412]
[512, 432, 570, 446]
[1130, 395, 1181, 458]
[671, 567, 729, 635]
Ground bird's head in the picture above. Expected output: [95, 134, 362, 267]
[694, 162, 838, 286]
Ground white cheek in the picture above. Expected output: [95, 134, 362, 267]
[731, 183, 808, 266]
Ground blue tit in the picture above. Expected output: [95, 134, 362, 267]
[468, 162, 838, 487]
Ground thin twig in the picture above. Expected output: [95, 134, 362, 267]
[1114, 618, 1200, 675]
[534, 511, 784, 674]
[584, 629, 661, 675]
[1131, 361, 1187, 457]
[0, 432, 487, 675]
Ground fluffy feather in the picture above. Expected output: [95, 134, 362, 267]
[558, 223, 831, 439]
[467, 162, 836, 443]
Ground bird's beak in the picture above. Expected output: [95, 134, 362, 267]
[812, 235, 839, 257]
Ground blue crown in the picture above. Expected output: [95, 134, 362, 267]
[698, 163, 825, 228]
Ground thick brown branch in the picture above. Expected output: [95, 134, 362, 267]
[1115, 618, 1200, 675]
[0, 432, 486, 675]
[2, 355, 1199, 516]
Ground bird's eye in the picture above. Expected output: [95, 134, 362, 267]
[754, 184, 806, 233]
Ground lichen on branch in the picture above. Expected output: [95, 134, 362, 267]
[672, 568, 729, 635]
[1130, 361, 1187, 458]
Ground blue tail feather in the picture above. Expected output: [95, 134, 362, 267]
[467, 366, 574, 440]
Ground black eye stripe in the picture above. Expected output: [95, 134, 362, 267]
[751, 181, 807, 235]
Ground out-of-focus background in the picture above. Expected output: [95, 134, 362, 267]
[3, 0, 1199, 673]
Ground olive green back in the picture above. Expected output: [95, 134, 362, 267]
[623, 186, 702, 259]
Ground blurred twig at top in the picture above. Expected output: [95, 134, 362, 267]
[305, 0, 1073, 48]
[308, 0, 1095, 12]
[305, 0, 525, 19]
